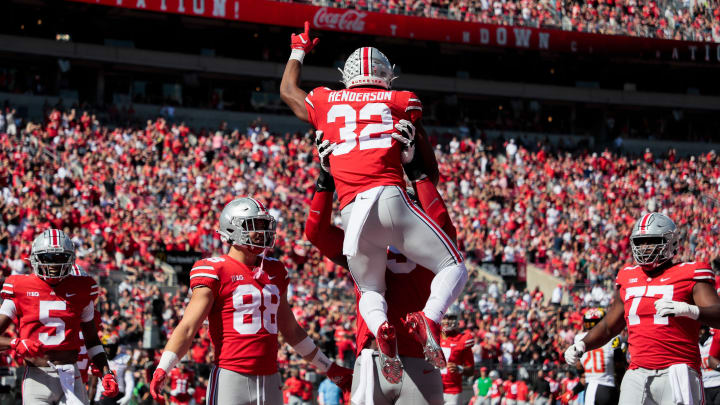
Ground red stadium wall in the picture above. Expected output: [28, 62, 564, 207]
[68, 0, 720, 63]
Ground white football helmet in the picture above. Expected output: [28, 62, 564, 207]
[629, 212, 679, 267]
[217, 197, 276, 250]
[30, 229, 75, 283]
[442, 304, 462, 334]
[339, 47, 397, 89]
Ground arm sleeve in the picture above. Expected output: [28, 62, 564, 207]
[304, 87, 326, 128]
[189, 260, 220, 293]
[414, 177, 457, 244]
[692, 263, 715, 283]
[305, 191, 344, 260]
[1, 277, 14, 300]
[403, 91, 423, 123]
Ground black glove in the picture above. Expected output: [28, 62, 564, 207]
[316, 168, 335, 193]
[403, 151, 427, 182]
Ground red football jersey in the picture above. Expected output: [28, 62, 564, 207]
[440, 331, 475, 394]
[616, 261, 714, 372]
[304, 86, 423, 209]
[489, 379, 503, 398]
[189, 254, 289, 375]
[0, 274, 97, 352]
[169, 368, 195, 405]
[502, 380, 517, 400]
[354, 247, 434, 359]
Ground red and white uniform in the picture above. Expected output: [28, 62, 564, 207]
[702, 332, 720, 388]
[169, 368, 195, 405]
[0, 273, 98, 351]
[304, 86, 423, 209]
[439, 331, 474, 394]
[502, 380, 517, 401]
[489, 378, 503, 399]
[616, 261, 714, 372]
[189, 254, 289, 375]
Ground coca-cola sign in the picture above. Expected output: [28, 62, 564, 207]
[313, 7, 366, 32]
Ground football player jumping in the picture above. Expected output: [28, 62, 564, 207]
[564, 213, 720, 405]
[571, 308, 624, 405]
[281, 21, 467, 384]
[149, 197, 352, 405]
[305, 149, 456, 404]
[0, 229, 119, 404]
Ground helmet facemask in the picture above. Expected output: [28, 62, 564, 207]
[229, 215, 277, 252]
[630, 235, 671, 267]
[31, 251, 74, 283]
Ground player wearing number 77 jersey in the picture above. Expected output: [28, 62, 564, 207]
[149, 197, 353, 405]
[564, 212, 720, 405]
[0, 229, 119, 404]
[281, 21, 467, 385]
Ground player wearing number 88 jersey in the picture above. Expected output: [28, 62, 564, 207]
[150, 197, 353, 405]
[564, 213, 720, 405]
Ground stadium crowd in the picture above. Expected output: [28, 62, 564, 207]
[285, 0, 720, 41]
[0, 103, 718, 404]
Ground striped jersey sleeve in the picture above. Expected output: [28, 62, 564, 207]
[304, 87, 331, 129]
[401, 91, 423, 122]
[1, 276, 14, 300]
[692, 262, 714, 282]
[189, 259, 220, 293]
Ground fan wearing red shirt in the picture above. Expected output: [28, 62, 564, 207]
[283, 368, 304, 405]
[439, 306, 474, 405]
[0, 229, 119, 404]
[150, 198, 352, 405]
[305, 154, 453, 404]
[282, 21, 467, 384]
[565, 213, 720, 405]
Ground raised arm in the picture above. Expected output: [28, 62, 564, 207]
[280, 21, 319, 123]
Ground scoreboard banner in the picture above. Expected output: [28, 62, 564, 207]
[68, 0, 720, 63]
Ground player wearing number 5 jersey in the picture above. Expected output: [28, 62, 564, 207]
[149, 197, 352, 405]
[564, 213, 720, 405]
[281, 21, 467, 385]
[572, 308, 623, 405]
[0, 229, 119, 404]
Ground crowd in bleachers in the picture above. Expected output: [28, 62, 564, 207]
[0, 103, 718, 403]
[285, 0, 720, 41]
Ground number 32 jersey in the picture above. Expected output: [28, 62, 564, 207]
[305, 87, 423, 209]
[0, 273, 98, 351]
[616, 261, 714, 372]
[189, 255, 289, 375]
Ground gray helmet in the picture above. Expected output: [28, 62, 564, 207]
[630, 212, 679, 267]
[216, 197, 276, 250]
[30, 229, 75, 282]
[339, 47, 397, 89]
[442, 304, 462, 334]
[489, 370, 500, 380]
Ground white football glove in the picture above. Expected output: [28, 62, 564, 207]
[654, 298, 699, 320]
[564, 341, 585, 366]
[315, 130, 337, 172]
[391, 119, 416, 164]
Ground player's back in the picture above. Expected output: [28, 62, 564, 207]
[576, 331, 617, 386]
[616, 261, 714, 371]
[305, 86, 423, 208]
[189, 255, 289, 375]
[1, 273, 97, 352]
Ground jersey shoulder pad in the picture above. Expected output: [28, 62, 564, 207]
[189, 257, 222, 290]
[305, 87, 332, 109]
[261, 256, 289, 283]
[615, 264, 640, 286]
[683, 261, 714, 282]
[1, 275, 18, 299]
[75, 275, 100, 298]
